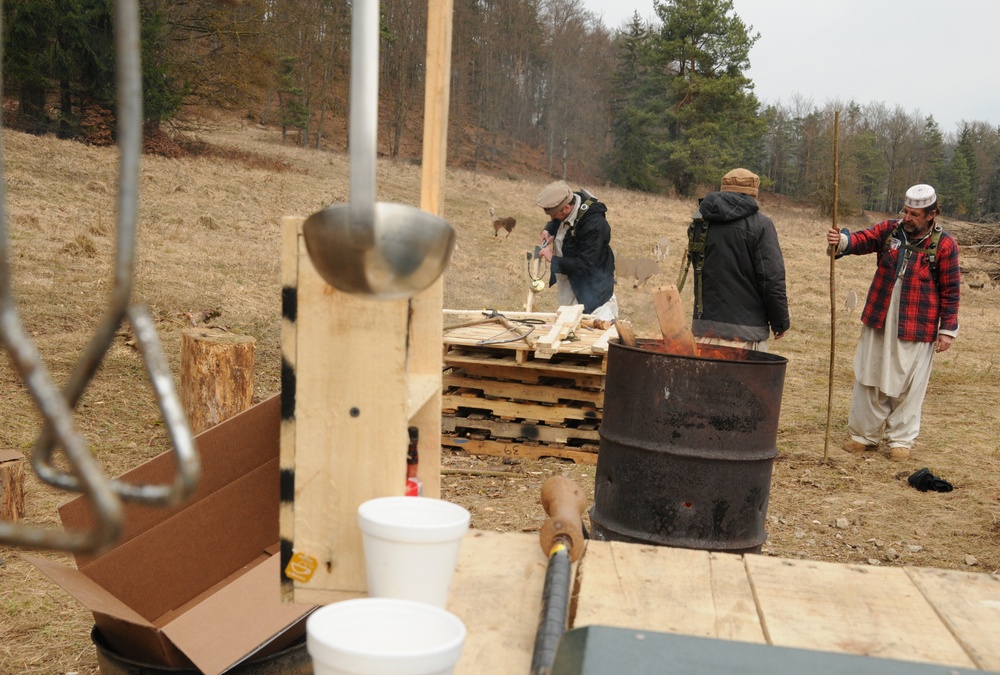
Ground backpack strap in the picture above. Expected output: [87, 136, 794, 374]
[881, 221, 943, 281]
[677, 215, 709, 318]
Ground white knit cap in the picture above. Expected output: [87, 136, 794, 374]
[904, 184, 937, 209]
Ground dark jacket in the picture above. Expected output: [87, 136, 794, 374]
[543, 194, 616, 313]
[689, 191, 789, 342]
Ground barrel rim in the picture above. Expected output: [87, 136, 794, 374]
[612, 339, 789, 366]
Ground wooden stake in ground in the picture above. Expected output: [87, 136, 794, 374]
[824, 110, 840, 462]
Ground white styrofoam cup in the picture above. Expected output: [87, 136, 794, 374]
[357, 496, 470, 607]
[306, 598, 466, 675]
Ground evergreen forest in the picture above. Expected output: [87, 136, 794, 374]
[4, 0, 999, 222]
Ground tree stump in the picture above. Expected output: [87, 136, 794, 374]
[180, 329, 255, 435]
[0, 449, 25, 522]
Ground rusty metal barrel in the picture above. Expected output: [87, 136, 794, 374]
[590, 340, 787, 554]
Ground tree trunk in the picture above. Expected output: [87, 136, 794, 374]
[0, 449, 25, 522]
[180, 329, 255, 435]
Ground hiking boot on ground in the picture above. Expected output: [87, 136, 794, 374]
[843, 440, 876, 454]
[888, 446, 910, 461]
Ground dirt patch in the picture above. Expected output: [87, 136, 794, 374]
[1, 121, 998, 674]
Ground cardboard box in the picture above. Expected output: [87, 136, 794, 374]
[28, 395, 315, 674]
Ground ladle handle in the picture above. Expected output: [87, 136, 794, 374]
[349, 0, 378, 246]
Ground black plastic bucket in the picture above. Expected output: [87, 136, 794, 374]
[590, 340, 787, 554]
[91, 626, 313, 674]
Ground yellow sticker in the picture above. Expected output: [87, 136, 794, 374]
[284, 551, 319, 583]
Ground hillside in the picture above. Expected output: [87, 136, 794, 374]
[1, 119, 998, 673]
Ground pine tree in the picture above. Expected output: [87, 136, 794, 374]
[645, 0, 764, 195]
[606, 13, 656, 191]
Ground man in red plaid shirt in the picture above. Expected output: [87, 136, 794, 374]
[825, 184, 960, 461]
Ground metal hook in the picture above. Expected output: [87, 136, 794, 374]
[0, 0, 200, 554]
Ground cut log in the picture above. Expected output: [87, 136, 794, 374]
[0, 449, 26, 522]
[180, 329, 255, 435]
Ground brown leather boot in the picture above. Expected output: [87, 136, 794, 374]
[843, 440, 876, 454]
[888, 446, 910, 461]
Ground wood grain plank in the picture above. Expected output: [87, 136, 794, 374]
[906, 566, 1000, 670]
[450, 531, 547, 675]
[442, 415, 601, 444]
[443, 373, 604, 406]
[574, 541, 764, 643]
[442, 394, 600, 424]
[442, 436, 598, 465]
[292, 232, 410, 598]
[745, 555, 976, 667]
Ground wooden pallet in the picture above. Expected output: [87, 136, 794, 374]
[442, 311, 607, 465]
[443, 348, 606, 389]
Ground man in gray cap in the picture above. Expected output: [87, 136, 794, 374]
[535, 180, 617, 320]
[680, 168, 790, 351]
[826, 184, 960, 461]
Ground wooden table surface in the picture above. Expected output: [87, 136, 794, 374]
[448, 530, 1000, 673]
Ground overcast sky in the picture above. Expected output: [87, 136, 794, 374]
[582, 0, 995, 135]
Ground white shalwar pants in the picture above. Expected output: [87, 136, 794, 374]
[848, 285, 935, 449]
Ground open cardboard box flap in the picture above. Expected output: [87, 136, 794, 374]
[27, 395, 316, 673]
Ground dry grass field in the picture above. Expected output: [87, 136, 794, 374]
[1, 116, 999, 673]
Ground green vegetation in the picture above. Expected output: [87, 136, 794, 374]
[2, 0, 999, 221]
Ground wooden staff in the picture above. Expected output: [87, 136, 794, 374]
[824, 110, 840, 461]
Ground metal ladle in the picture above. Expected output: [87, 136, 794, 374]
[302, 0, 455, 299]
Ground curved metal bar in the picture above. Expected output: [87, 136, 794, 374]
[0, 227, 124, 553]
[30, 0, 199, 506]
[1, 0, 199, 552]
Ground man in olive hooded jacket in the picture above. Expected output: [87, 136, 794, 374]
[685, 168, 790, 351]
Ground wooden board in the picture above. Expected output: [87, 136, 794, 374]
[283, 214, 444, 603]
[445, 533, 1000, 673]
[444, 349, 605, 389]
[450, 531, 548, 674]
[442, 393, 599, 425]
[442, 435, 598, 465]
[744, 555, 976, 668]
[442, 414, 601, 445]
[443, 374, 604, 407]
[906, 566, 1000, 671]
[574, 541, 765, 644]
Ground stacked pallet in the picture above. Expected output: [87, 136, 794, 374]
[441, 309, 615, 465]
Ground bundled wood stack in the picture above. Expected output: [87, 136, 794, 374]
[441, 307, 618, 465]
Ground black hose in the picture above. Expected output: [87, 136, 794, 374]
[530, 541, 572, 675]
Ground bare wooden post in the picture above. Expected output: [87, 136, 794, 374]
[180, 329, 255, 435]
[0, 449, 26, 522]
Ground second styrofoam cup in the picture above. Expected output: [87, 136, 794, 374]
[307, 597, 466, 675]
[357, 496, 470, 607]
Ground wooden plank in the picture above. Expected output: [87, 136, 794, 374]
[535, 304, 585, 359]
[590, 326, 618, 354]
[442, 394, 600, 424]
[573, 541, 765, 643]
[442, 415, 601, 445]
[445, 348, 605, 381]
[292, 225, 410, 599]
[443, 374, 604, 406]
[450, 531, 546, 674]
[745, 555, 976, 668]
[906, 566, 1000, 670]
[442, 435, 598, 465]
